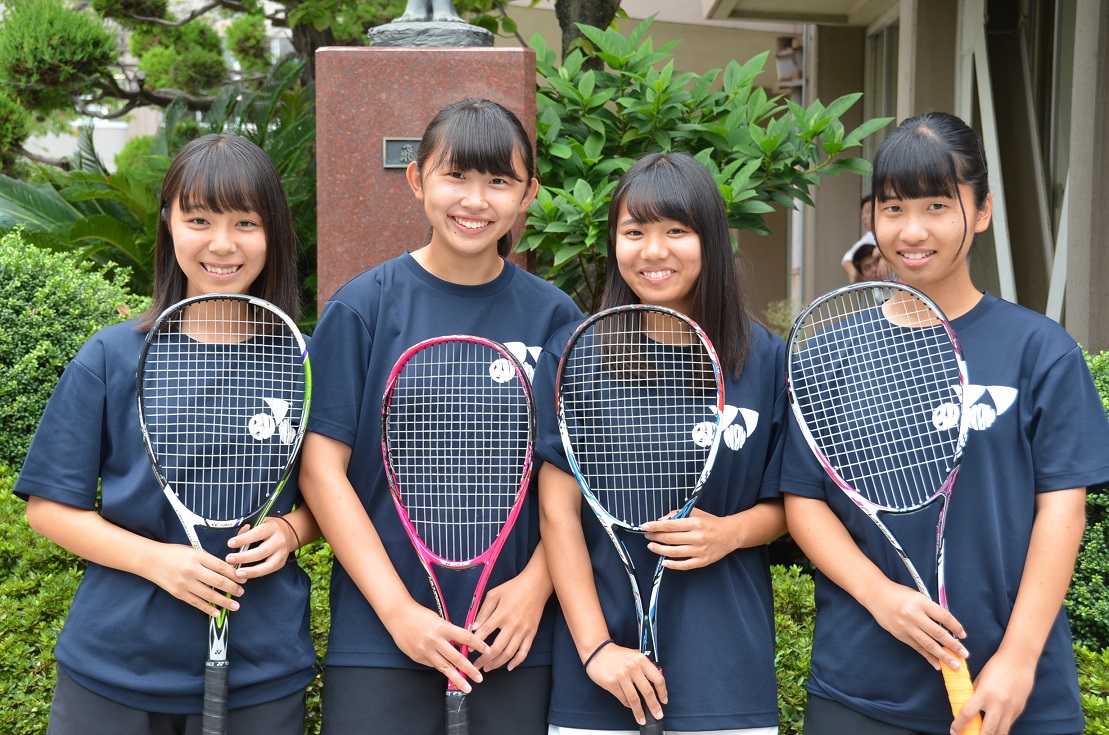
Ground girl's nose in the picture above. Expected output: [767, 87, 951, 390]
[641, 233, 668, 259]
[208, 226, 236, 253]
[460, 184, 488, 209]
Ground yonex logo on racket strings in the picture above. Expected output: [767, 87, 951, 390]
[248, 397, 297, 444]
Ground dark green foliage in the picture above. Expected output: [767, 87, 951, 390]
[137, 23, 228, 94]
[522, 16, 892, 311]
[0, 229, 148, 470]
[226, 13, 273, 76]
[0, 467, 84, 735]
[90, 0, 168, 22]
[1064, 351, 1109, 651]
[0, 90, 30, 155]
[0, 0, 118, 114]
[773, 565, 814, 735]
[1077, 646, 1109, 735]
[298, 541, 332, 733]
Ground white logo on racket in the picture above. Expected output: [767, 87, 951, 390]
[248, 397, 296, 444]
[691, 405, 760, 451]
[932, 385, 1018, 433]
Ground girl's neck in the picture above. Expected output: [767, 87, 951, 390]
[912, 269, 982, 320]
[410, 243, 504, 286]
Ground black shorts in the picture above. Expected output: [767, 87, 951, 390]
[46, 667, 307, 735]
[321, 665, 551, 735]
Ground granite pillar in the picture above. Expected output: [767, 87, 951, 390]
[315, 47, 537, 308]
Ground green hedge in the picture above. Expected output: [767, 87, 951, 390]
[0, 229, 149, 471]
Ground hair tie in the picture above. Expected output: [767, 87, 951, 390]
[583, 638, 614, 672]
[271, 513, 301, 555]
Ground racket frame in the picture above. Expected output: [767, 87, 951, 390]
[785, 280, 981, 733]
[136, 293, 311, 735]
[554, 304, 726, 734]
[380, 334, 536, 731]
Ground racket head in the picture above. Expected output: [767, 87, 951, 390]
[555, 305, 726, 531]
[136, 293, 311, 527]
[381, 335, 535, 569]
[785, 281, 968, 514]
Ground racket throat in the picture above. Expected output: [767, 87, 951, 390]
[209, 615, 230, 661]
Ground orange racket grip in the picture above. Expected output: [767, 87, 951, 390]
[941, 656, 982, 735]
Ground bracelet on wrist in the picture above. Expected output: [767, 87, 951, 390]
[583, 638, 614, 671]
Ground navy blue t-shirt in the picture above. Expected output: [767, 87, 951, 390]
[534, 320, 788, 731]
[306, 252, 582, 669]
[13, 320, 317, 713]
[783, 292, 1109, 734]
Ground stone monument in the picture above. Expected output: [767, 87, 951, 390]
[315, 1, 536, 308]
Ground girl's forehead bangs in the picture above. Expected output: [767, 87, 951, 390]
[621, 172, 697, 228]
[874, 134, 960, 201]
[173, 149, 265, 213]
[429, 116, 526, 180]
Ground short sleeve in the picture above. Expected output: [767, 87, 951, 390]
[305, 300, 374, 447]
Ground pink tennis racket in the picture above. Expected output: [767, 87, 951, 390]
[381, 335, 535, 734]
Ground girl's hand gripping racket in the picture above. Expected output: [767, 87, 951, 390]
[785, 282, 981, 735]
[137, 294, 311, 735]
[381, 336, 535, 735]
[555, 305, 726, 735]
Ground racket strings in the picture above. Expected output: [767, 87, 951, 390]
[385, 340, 530, 564]
[561, 314, 718, 528]
[140, 299, 307, 521]
[790, 291, 962, 511]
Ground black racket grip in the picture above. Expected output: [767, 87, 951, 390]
[639, 666, 664, 735]
[202, 661, 229, 735]
[640, 704, 664, 735]
[446, 690, 469, 734]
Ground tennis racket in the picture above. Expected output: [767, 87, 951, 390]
[137, 293, 311, 735]
[785, 281, 981, 735]
[554, 305, 726, 735]
[381, 335, 535, 735]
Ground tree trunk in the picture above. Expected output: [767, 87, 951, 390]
[555, 0, 620, 69]
[288, 9, 337, 83]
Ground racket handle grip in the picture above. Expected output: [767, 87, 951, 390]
[639, 672, 664, 735]
[639, 708, 664, 735]
[202, 661, 229, 735]
[446, 689, 469, 734]
[942, 656, 982, 735]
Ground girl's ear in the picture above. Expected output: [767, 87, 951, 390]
[518, 177, 540, 212]
[405, 161, 424, 201]
[974, 193, 994, 233]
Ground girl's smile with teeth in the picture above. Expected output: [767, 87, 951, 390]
[453, 217, 489, 230]
[204, 263, 241, 275]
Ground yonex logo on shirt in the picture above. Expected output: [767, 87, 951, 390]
[691, 404, 760, 451]
[931, 384, 1018, 433]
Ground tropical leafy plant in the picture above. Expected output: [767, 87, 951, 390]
[0, 58, 319, 317]
[522, 16, 892, 311]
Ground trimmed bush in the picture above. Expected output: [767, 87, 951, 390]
[0, 229, 148, 470]
[0, 467, 83, 734]
[1065, 351, 1109, 651]
[773, 565, 815, 734]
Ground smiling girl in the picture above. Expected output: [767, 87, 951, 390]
[783, 112, 1109, 735]
[15, 133, 318, 734]
[534, 151, 788, 734]
[299, 98, 582, 735]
